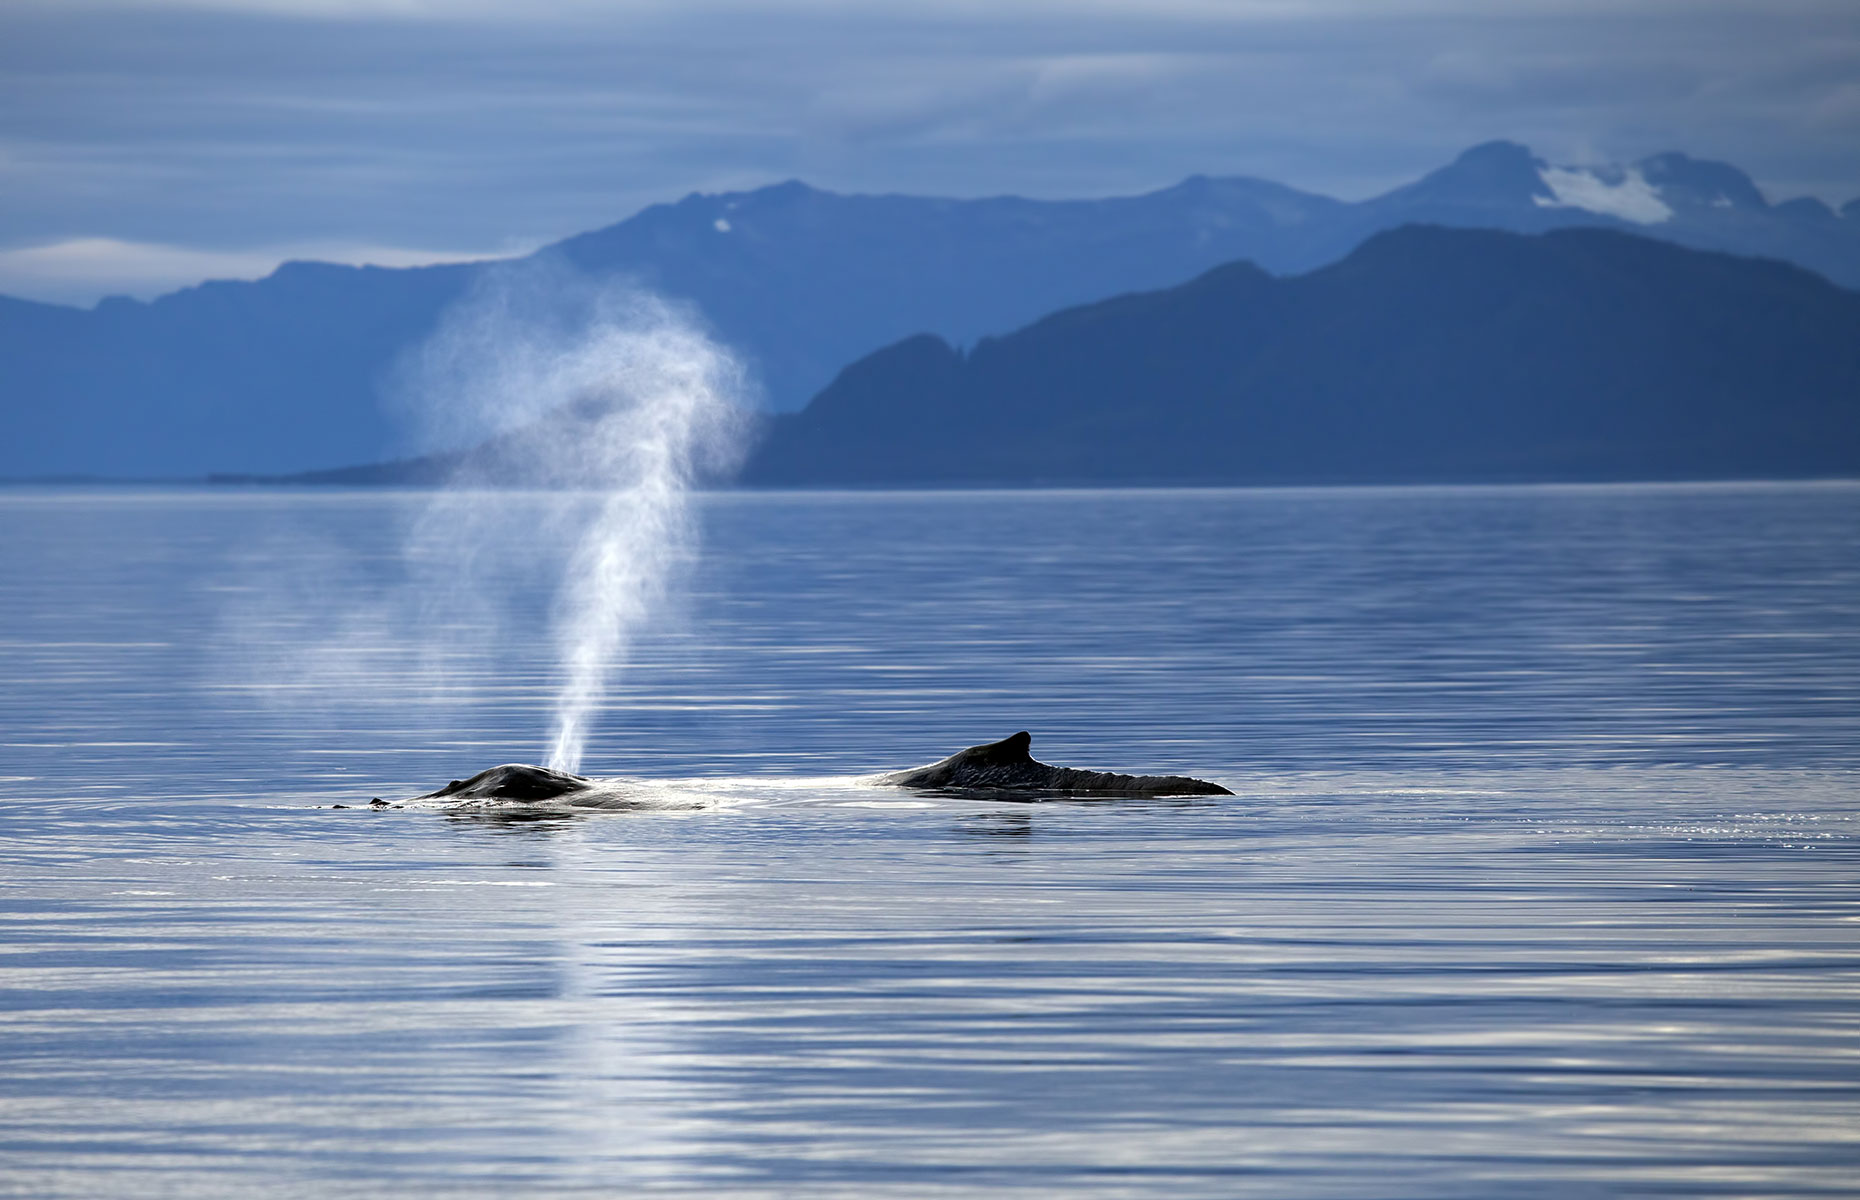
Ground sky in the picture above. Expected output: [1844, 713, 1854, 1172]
[3, 0, 1857, 305]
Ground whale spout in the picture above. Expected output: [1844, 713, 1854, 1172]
[418, 763, 592, 803]
[876, 732, 1232, 798]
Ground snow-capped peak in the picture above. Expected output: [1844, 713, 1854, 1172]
[1534, 165, 1673, 225]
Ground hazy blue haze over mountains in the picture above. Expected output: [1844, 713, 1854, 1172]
[3, 141, 1859, 479]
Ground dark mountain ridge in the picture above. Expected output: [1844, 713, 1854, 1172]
[739, 225, 1860, 486]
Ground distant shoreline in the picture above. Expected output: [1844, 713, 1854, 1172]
[6, 474, 1857, 493]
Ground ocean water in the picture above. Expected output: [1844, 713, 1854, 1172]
[2, 483, 1858, 1197]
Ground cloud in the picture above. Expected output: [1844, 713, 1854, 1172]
[0, 237, 514, 306]
[1, 0, 1856, 300]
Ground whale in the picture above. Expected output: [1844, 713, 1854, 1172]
[407, 763, 706, 811]
[402, 732, 1229, 808]
[873, 731, 1231, 798]
[419, 763, 592, 803]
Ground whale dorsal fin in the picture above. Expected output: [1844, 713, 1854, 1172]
[968, 731, 1034, 764]
[875, 731, 1232, 796]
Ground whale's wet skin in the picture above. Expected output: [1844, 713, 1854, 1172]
[425, 763, 591, 803]
[871, 731, 1231, 797]
[410, 762, 713, 811]
[409, 732, 1231, 810]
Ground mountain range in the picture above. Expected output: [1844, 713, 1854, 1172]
[739, 225, 1860, 486]
[4, 141, 1858, 480]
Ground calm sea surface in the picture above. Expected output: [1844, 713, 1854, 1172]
[2, 484, 1858, 1197]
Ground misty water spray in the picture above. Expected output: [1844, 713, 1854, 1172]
[401, 264, 747, 772]
[220, 261, 747, 773]
[533, 315, 743, 772]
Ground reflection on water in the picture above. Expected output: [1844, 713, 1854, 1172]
[1, 484, 1858, 1197]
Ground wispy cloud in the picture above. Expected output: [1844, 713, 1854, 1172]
[0, 237, 516, 306]
[3, 0, 1856, 300]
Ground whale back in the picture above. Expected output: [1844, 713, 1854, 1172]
[877, 732, 1231, 797]
[409, 734, 1229, 807]
[420, 763, 591, 802]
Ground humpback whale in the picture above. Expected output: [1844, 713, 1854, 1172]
[419, 763, 592, 803]
[404, 732, 1229, 808]
[874, 732, 1231, 798]
[410, 763, 707, 811]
